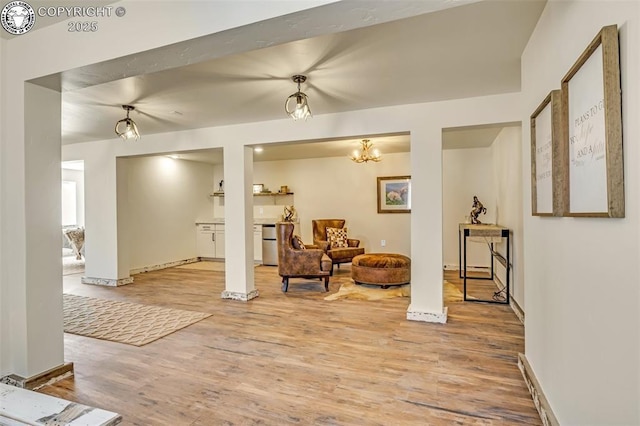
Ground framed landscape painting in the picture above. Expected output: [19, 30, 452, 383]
[377, 176, 411, 213]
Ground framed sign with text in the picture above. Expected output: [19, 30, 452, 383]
[530, 89, 564, 216]
[561, 25, 624, 217]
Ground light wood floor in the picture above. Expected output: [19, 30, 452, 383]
[43, 265, 540, 425]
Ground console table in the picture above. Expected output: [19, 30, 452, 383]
[458, 223, 510, 304]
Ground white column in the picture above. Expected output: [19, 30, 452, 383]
[0, 36, 5, 376]
[3, 83, 65, 377]
[116, 158, 131, 280]
[81, 147, 132, 286]
[407, 127, 447, 323]
[221, 145, 257, 301]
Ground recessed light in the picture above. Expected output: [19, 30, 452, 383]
[254, 147, 264, 153]
[167, 154, 180, 159]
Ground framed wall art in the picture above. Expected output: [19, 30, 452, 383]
[530, 89, 565, 216]
[377, 176, 411, 213]
[561, 24, 624, 217]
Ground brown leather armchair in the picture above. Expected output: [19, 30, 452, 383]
[312, 219, 365, 273]
[276, 222, 332, 292]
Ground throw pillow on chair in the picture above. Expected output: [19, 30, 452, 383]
[292, 235, 306, 250]
[326, 227, 348, 248]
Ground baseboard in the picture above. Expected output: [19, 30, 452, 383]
[510, 297, 525, 324]
[406, 305, 448, 323]
[82, 276, 134, 286]
[221, 289, 260, 301]
[130, 257, 199, 275]
[1, 362, 74, 390]
[518, 354, 560, 426]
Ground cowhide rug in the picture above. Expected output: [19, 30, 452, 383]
[324, 280, 464, 302]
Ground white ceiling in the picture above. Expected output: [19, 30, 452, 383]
[54, 0, 545, 156]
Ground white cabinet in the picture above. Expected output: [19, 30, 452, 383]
[253, 225, 262, 262]
[215, 226, 225, 259]
[196, 224, 224, 259]
[197, 223, 270, 262]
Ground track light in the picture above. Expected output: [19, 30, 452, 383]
[114, 105, 140, 141]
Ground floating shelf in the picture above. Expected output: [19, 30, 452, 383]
[210, 192, 293, 197]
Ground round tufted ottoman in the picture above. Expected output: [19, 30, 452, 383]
[351, 253, 411, 288]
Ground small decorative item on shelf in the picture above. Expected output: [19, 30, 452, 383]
[280, 185, 289, 194]
[469, 196, 487, 224]
[283, 205, 296, 222]
[218, 180, 224, 193]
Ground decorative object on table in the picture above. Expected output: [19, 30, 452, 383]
[283, 205, 296, 222]
[350, 139, 381, 163]
[218, 180, 224, 193]
[285, 75, 312, 121]
[252, 183, 264, 194]
[560, 24, 623, 218]
[114, 105, 140, 141]
[377, 176, 411, 213]
[531, 90, 564, 217]
[469, 196, 487, 224]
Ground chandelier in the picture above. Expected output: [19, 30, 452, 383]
[285, 75, 312, 121]
[114, 105, 140, 141]
[350, 139, 381, 163]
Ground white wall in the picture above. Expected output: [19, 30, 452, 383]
[442, 147, 496, 269]
[490, 127, 523, 304]
[253, 153, 412, 255]
[61, 168, 85, 227]
[522, 1, 640, 424]
[125, 156, 214, 270]
[214, 153, 411, 255]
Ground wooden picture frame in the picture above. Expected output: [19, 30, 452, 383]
[531, 90, 566, 216]
[252, 184, 264, 194]
[530, 90, 564, 216]
[377, 176, 411, 213]
[561, 24, 624, 217]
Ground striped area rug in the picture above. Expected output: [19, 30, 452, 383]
[63, 294, 212, 346]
